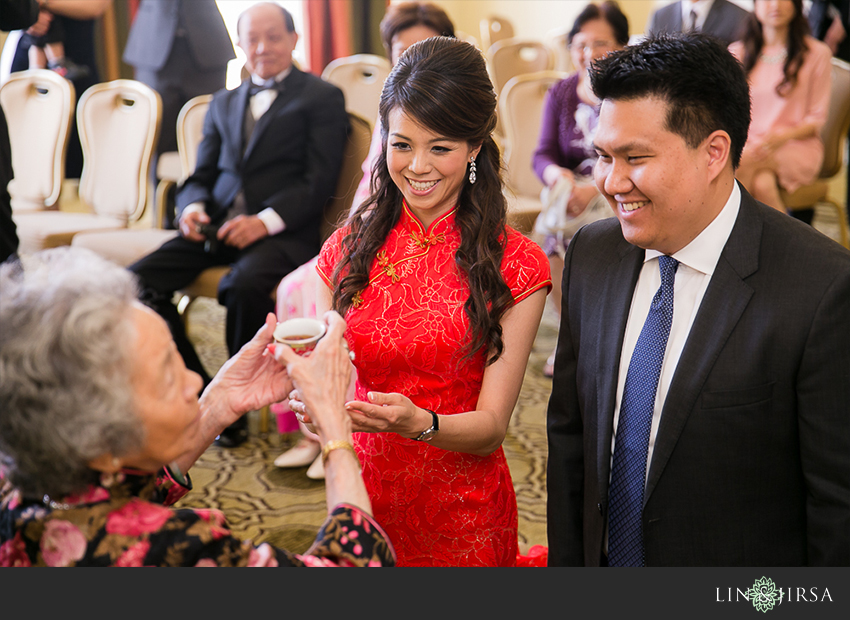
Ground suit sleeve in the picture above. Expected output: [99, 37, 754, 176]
[797, 264, 850, 565]
[261, 83, 349, 233]
[546, 226, 588, 566]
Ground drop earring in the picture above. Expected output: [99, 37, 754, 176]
[468, 158, 477, 184]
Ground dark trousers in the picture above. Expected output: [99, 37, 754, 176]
[129, 234, 296, 385]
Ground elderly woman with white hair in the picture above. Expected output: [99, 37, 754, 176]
[0, 247, 394, 567]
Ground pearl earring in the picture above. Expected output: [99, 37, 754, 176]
[468, 158, 477, 184]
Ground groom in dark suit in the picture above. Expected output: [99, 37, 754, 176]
[546, 33, 850, 566]
[130, 3, 348, 447]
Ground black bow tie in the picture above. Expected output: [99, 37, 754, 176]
[249, 80, 282, 96]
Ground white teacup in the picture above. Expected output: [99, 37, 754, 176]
[273, 318, 327, 355]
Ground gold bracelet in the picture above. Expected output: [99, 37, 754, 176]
[321, 439, 360, 468]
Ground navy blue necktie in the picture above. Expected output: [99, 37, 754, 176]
[607, 255, 679, 567]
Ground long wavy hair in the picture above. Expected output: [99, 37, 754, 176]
[739, 0, 810, 96]
[330, 36, 513, 364]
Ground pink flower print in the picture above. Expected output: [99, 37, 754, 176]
[247, 543, 279, 567]
[115, 540, 150, 567]
[106, 499, 172, 536]
[195, 558, 218, 567]
[40, 520, 87, 566]
[194, 509, 230, 540]
[297, 554, 340, 567]
[0, 532, 30, 567]
[64, 485, 110, 506]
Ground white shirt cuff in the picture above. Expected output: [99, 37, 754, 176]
[257, 208, 285, 235]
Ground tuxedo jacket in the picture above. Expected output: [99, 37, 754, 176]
[546, 187, 850, 566]
[646, 0, 750, 46]
[176, 67, 349, 268]
[122, 0, 235, 72]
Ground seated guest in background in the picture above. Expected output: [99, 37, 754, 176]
[0, 247, 395, 567]
[296, 36, 551, 566]
[128, 3, 349, 448]
[808, 0, 850, 222]
[532, 0, 628, 378]
[730, 0, 832, 218]
[646, 0, 750, 46]
[546, 32, 850, 567]
[270, 1, 456, 478]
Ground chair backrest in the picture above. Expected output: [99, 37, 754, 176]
[0, 69, 74, 211]
[820, 57, 850, 179]
[177, 94, 212, 181]
[500, 71, 568, 198]
[321, 54, 391, 125]
[77, 79, 162, 223]
[480, 15, 515, 54]
[321, 112, 374, 243]
[487, 38, 555, 96]
[545, 27, 574, 74]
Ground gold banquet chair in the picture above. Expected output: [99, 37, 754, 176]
[480, 15, 515, 55]
[0, 69, 74, 213]
[321, 54, 391, 127]
[487, 37, 555, 97]
[500, 70, 568, 236]
[14, 79, 161, 254]
[779, 57, 850, 248]
[71, 94, 212, 265]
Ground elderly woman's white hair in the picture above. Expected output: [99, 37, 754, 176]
[0, 247, 145, 499]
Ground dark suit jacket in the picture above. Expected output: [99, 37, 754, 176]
[646, 0, 750, 46]
[122, 0, 235, 71]
[547, 187, 850, 566]
[809, 0, 850, 62]
[176, 67, 349, 269]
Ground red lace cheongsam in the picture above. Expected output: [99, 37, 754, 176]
[317, 203, 551, 566]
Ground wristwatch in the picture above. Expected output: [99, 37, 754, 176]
[412, 409, 439, 442]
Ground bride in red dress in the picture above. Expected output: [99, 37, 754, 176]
[299, 37, 551, 566]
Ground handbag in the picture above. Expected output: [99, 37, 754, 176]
[533, 175, 611, 256]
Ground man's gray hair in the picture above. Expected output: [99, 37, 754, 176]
[0, 247, 144, 499]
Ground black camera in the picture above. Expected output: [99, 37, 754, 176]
[196, 223, 221, 253]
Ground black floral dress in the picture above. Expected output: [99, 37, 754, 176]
[0, 467, 395, 567]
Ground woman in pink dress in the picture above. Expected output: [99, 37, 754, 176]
[270, 2, 456, 477]
[729, 0, 832, 213]
[295, 37, 551, 566]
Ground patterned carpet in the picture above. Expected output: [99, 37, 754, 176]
[179, 296, 559, 557]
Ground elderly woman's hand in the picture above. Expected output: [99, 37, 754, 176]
[205, 313, 293, 418]
[275, 311, 353, 441]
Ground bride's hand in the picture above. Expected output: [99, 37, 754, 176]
[344, 391, 433, 438]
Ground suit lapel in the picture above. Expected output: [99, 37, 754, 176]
[701, 2, 725, 36]
[596, 238, 644, 503]
[643, 188, 763, 504]
[243, 67, 304, 162]
[228, 81, 251, 162]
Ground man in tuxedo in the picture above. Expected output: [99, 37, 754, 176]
[546, 33, 850, 566]
[129, 3, 348, 447]
[123, 0, 235, 217]
[646, 0, 749, 46]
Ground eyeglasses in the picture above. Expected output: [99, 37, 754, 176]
[569, 40, 614, 54]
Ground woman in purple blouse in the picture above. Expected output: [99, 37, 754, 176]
[532, 1, 629, 377]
